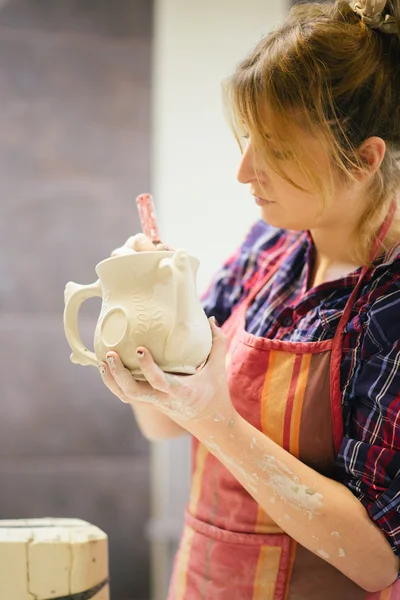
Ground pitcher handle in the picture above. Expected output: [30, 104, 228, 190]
[63, 279, 103, 367]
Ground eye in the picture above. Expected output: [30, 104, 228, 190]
[261, 132, 291, 160]
[270, 148, 292, 160]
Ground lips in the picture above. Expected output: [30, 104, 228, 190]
[254, 196, 275, 206]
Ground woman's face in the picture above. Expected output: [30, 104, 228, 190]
[237, 129, 358, 232]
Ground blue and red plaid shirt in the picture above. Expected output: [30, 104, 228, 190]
[201, 220, 400, 557]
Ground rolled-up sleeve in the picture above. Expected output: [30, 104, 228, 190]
[337, 435, 400, 555]
[335, 287, 400, 556]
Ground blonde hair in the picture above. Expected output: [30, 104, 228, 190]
[223, 0, 400, 264]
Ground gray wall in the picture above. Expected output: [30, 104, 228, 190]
[0, 1, 152, 599]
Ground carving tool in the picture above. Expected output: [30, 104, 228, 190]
[136, 193, 162, 245]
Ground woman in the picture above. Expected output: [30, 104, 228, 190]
[99, 0, 400, 597]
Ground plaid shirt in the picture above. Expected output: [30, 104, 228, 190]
[202, 220, 400, 557]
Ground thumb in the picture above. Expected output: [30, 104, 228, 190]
[208, 317, 227, 363]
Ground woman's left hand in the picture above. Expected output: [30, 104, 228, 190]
[99, 318, 236, 429]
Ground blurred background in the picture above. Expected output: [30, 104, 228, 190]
[0, 0, 288, 598]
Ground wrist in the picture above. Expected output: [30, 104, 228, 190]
[186, 406, 242, 441]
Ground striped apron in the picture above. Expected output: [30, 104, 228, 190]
[167, 206, 399, 600]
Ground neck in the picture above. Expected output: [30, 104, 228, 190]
[308, 207, 399, 289]
[310, 199, 398, 268]
[310, 224, 361, 269]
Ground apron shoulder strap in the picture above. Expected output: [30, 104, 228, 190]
[330, 198, 397, 451]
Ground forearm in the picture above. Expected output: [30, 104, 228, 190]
[131, 403, 187, 441]
[189, 411, 398, 592]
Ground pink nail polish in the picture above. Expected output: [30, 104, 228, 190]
[98, 364, 106, 376]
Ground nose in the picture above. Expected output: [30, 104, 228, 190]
[237, 139, 258, 184]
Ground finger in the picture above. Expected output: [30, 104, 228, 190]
[98, 361, 131, 404]
[111, 235, 138, 256]
[136, 348, 171, 394]
[111, 234, 154, 257]
[131, 234, 155, 252]
[123, 235, 137, 249]
[111, 245, 136, 257]
[155, 243, 172, 251]
[106, 352, 142, 398]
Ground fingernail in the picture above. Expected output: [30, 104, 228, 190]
[211, 316, 220, 327]
[107, 356, 115, 366]
[98, 363, 106, 376]
[136, 350, 144, 358]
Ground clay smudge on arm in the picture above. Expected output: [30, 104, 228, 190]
[254, 454, 324, 515]
[204, 434, 323, 517]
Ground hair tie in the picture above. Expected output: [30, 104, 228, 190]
[351, 0, 397, 34]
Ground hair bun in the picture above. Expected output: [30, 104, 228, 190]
[351, 0, 397, 34]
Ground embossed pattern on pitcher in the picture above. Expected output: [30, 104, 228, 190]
[64, 250, 213, 379]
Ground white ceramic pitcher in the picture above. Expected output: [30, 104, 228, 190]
[63, 250, 212, 380]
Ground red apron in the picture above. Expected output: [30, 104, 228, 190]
[168, 206, 399, 600]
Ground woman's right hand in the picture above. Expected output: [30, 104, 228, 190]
[111, 233, 171, 256]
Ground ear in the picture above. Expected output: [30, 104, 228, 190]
[354, 136, 386, 181]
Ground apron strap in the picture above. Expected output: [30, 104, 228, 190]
[330, 198, 397, 452]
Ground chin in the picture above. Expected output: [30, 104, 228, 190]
[260, 209, 305, 231]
